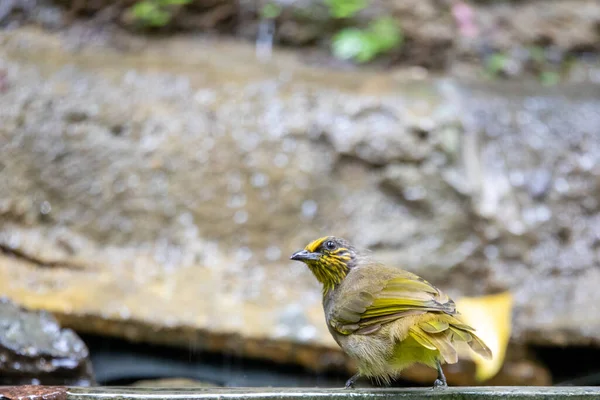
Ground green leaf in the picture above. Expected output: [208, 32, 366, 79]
[261, 2, 282, 19]
[325, 0, 368, 19]
[156, 0, 191, 6]
[131, 1, 171, 26]
[132, 1, 158, 18]
[528, 46, 546, 64]
[331, 17, 402, 63]
[332, 28, 373, 62]
[539, 70, 560, 86]
[368, 17, 402, 51]
[131, 0, 189, 27]
[485, 52, 508, 76]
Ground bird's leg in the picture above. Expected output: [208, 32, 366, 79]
[433, 360, 448, 389]
[344, 373, 361, 389]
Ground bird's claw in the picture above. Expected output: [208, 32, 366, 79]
[344, 373, 360, 389]
[433, 379, 448, 389]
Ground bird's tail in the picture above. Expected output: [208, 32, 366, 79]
[407, 315, 493, 364]
[447, 319, 493, 360]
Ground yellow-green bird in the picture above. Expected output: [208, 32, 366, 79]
[290, 236, 492, 388]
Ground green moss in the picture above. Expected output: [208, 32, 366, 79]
[332, 17, 403, 63]
[130, 0, 191, 27]
[324, 0, 368, 19]
[260, 3, 282, 20]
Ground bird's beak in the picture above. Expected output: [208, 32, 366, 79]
[290, 249, 320, 261]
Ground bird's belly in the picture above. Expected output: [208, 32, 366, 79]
[338, 331, 441, 381]
[389, 334, 441, 371]
[337, 333, 394, 379]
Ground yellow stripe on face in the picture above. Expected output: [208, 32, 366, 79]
[305, 236, 330, 252]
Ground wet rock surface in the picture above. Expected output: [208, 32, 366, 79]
[0, 385, 67, 400]
[0, 297, 95, 385]
[0, 27, 599, 384]
[65, 386, 600, 400]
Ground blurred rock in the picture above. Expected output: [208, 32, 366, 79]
[0, 297, 94, 385]
[1, 27, 600, 386]
[0, 386, 68, 400]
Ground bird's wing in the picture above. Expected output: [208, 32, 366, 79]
[329, 267, 457, 336]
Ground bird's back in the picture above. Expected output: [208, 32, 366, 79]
[324, 262, 491, 378]
[324, 262, 456, 330]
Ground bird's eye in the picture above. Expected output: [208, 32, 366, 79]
[325, 240, 337, 250]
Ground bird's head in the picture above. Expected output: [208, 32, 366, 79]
[290, 236, 357, 293]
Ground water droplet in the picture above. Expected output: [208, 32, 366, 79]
[177, 212, 194, 225]
[236, 247, 253, 262]
[301, 200, 318, 218]
[484, 245, 499, 260]
[40, 201, 51, 215]
[251, 172, 269, 188]
[128, 174, 140, 188]
[297, 325, 317, 342]
[509, 171, 526, 187]
[194, 89, 215, 105]
[403, 186, 426, 201]
[295, 176, 309, 190]
[554, 177, 570, 194]
[203, 137, 215, 151]
[583, 196, 598, 211]
[234, 210, 248, 224]
[265, 246, 281, 261]
[282, 138, 297, 153]
[118, 306, 131, 319]
[114, 180, 127, 194]
[536, 205, 552, 222]
[274, 324, 291, 338]
[299, 158, 314, 173]
[227, 173, 243, 192]
[273, 153, 289, 168]
[527, 169, 552, 199]
[522, 207, 538, 225]
[227, 194, 247, 208]
[578, 155, 595, 171]
[507, 220, 526, 235]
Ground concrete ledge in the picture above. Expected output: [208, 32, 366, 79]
[3, 386, 600, 400]
[67, 387, 600, 400]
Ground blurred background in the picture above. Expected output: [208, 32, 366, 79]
[1, 0, 600, 390]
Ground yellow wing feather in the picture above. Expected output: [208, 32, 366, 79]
[328, 264, 492, 363]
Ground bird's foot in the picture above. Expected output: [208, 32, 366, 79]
[432, 359, 448, 389]
[432, 379, 448, 389]
[344, 373, 361, 389]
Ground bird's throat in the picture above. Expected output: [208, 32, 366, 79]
[307, 260, 349, 294]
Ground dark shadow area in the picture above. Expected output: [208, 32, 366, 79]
[83, 334, 422, 388]
[533, 345, 600, 386]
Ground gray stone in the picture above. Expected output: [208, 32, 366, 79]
[66, 386, 600, 400]
[0, 27, 599, 384]
[0, 297, 95, 385]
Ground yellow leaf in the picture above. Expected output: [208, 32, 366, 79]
[455, 291, 514, 382]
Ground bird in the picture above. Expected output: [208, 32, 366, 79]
[290, 236, 492, 389]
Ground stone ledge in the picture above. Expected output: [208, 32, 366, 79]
[65, 387, 600, 400]
[3, 386, 600, 400]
